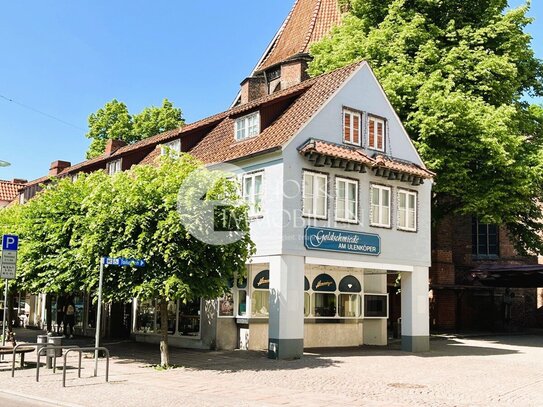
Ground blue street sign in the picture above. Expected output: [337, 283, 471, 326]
[103, 257, 146, 268]
[2, 235, 18, 251]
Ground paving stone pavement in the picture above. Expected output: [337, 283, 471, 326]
[0, 331, 541, 406]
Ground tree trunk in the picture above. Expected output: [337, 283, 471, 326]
[159, 298, 169, 367]
[7, 293, 14, 330]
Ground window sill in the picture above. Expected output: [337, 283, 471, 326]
[335, 219, 359, 225]
[369, 223, 392, 230]
[398, 227, 417, 233]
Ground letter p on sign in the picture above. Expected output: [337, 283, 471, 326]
[2, 235, 18, 251]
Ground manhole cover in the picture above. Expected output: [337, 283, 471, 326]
[388, 383, 427, 389]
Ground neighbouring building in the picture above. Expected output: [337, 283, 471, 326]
[0, 179, 26, 208]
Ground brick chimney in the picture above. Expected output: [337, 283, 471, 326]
[279, 56, 311, 91]
[11, 178, 27, 184]
[240, 76, 267, 104]
[49, 161, 71, 176]
[104, 139, 127, 156]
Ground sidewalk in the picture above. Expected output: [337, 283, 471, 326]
[0, 329, 541, 406]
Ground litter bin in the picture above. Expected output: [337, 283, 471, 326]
[47, 335, 62, 358]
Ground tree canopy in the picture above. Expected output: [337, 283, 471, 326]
[14, 156, 253, 365]
[309, 0, 543, 254]
[86, 99, 184, 159]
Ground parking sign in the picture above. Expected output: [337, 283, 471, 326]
[1, 234, 19, 279]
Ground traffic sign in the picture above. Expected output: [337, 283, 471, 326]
[103, 257, 146, 268]
[1, 234, 18, 279]
[2, 235, 18, 251]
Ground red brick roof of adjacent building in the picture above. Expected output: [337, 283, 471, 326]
[256, 0, 342, 72]
[0, 180, 23, 202]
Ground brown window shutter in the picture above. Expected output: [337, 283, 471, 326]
[377, 122, 384, 150]
[369, 119, 375, 148]
[353, 114, 360, 145]
[344, 112, 351, 143]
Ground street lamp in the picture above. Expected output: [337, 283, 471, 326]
[0, 160, 10, 167]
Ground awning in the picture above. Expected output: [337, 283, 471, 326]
[298, 138, 434, 185]
[471, 264, 543, 288]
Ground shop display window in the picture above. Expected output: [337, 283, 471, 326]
[251, 269, 270, 317]
[364, 294, 388, 318]
[156, 300, 177, 335]
[312, 293, 336, 317]
[219, 293, 234, 317]
[135, 299, 155, 333]
[178, 299, 201, 337]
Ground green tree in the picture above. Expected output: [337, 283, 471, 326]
[86, 99, 184, 159]
[309, 0, 543, 253]
[17, 156, 253, 366]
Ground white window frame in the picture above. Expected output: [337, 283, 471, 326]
[302, 171, 328, 219]
[107, 159, 122, 175]
[368, 115, 386, 152]
[370, 184, 391, 228]
[398, 189, 417, 232]
[335, 177, 358, 223]
[242, 171, 264, 217]
[235, 112, 260, 141]
[161, 139, 181, 156]
[343, 108, 362, 146]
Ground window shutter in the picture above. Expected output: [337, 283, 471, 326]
[344, 112, 351, 143]
[353, 114, 360, 145]
[377, 122, 384, 151]
[369, 119, 375, 148]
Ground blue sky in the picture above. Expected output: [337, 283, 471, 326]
[0, 0, 541, 181]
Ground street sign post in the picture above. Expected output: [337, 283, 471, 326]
[94, 256, 146, 376]
[1, 235, 19, 346]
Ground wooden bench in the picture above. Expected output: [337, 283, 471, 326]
[0, 345, 35, 367]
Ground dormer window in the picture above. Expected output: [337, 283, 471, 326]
[343, 108, 361, 146]
[107, 159, 122, 175]
[161, 139, 181, 156]
[368, 115, 386, 152]
[235, 112, 260, 141]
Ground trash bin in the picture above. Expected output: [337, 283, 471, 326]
[47, 335, 62, 357]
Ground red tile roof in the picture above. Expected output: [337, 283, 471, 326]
[256, 0, 342, 72]
[0, 180, 22, 202]
[298, 139, 435, 179]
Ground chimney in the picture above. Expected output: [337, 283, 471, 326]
[104, 139, 127, 156]
[279, 56, 311, 90]
[12, 178, 27, 184]
[240, 76, 267, 104]
[49, 160, 71, 176]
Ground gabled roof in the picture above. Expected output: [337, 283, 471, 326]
[255, 0, 342, 72]
[0, 180, 22, 202]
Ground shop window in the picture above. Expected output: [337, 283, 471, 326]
[335, 177, 358, 223]
[472, 218, 499, 258]
[73, 295, 84, 329]
[156, 300, 177, 335]
[251, 269, 270, 317]
[368, 115, 385, 151]
[312, 274, 337, 317]
[338, 276, 362, 318]
[136, 299, 155, 333]
[303, 171, 328, 219]
[304, 277, 310, 317]
[243, 172, 264, 217]
[364, 294, 388, 318]
[398, 189, 417, 231]
[237, 277, 248, 317]
[87, 294, 97, 329]
[219, 290, 235, 317]
[370, 184, 391, 228]
[178, 299, 201, 337]
[343, 108, 361, 146]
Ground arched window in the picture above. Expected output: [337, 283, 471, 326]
[251, 270, 270, 317]
[338, 276, 362, 318]
[312, 274, 337, 317]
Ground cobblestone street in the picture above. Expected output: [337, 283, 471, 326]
[0, 333, 541, 406]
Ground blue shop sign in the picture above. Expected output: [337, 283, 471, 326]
[304, 227, 381, 256]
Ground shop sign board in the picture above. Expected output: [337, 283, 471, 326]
[1, 234, 19, 279]
[304, 227, 381, 256]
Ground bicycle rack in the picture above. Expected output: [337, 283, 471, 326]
[62, 347, 109, 388]
[11, 342, 41, 378]
[36, 345, 79, 382]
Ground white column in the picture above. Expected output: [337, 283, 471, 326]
[268, 255, 305, 359]
[400, 266, 430, 352]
